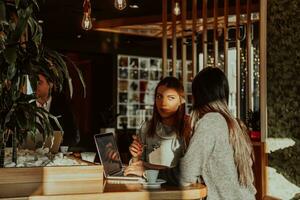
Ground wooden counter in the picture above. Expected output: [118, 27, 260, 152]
[0, 181, 207, 200]
[0, 165, 104, 198]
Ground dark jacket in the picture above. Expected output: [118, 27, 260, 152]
[50, 93, 80, 146]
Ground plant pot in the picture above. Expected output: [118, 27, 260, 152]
[249, 131, 261, 141]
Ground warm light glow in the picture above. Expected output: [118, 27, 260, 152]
[81, 12, 92, 30]
[173, 2, 181, 16]
[114, 0, 127, 10]
[81, 0, 92, 30]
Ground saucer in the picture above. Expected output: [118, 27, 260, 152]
[142, 179, 166, 189]
[63, 152, 73, 156]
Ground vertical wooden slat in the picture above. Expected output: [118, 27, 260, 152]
[202, 0, 207, 68]
[259, 0, 267, 198]
[172, 0, 177, 77]
[224, 0, 229, 76]
[236, 0, 241, 118]
[162, 0, 168, 77]
[213, 0, 218, 67]
[181, 0, 187, 93]
[192, 0, 197, 76]
[260, 0, 267, 143]
[246, 0, 253, 113]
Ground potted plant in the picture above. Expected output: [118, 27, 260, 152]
[0, 0, 85, 167]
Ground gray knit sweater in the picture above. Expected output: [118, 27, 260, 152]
[180, 112, 256, 200]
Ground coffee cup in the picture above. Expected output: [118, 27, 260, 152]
[144, 169, 159, 184]
[60, 146, 69, 154]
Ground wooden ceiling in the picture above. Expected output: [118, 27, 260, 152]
[93, 13, 260, 38]
[38, 0, 260, 40]
[92, 1, 260, 38]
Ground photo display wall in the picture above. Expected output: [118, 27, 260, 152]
[117, 54, 193, 129]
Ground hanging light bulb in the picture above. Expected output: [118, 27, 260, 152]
[81, 0, 92, 30]
[81, 12, 92, 30]
[114, 0, 127, 10]
[173, 2, 181, 16]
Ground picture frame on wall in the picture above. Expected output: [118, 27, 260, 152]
[119, 56, 128, 67]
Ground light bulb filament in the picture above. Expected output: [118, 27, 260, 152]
[114, 0, 127, 10]
[81, 0, 92, 30]
[174, 2, 181, 16]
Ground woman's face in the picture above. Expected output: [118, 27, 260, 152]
[155, 85, 182, 119]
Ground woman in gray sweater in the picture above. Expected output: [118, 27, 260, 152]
[180, 67, 256, 200]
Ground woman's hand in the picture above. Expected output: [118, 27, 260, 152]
[129, 135, 144, 161]
[124, 160, 145, 177]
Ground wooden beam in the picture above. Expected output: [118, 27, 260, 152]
[236, 0, 241, 119]
[93, 4, 259, 29]
[213, 0, 218, 68]
[192, 0, 197, 76]
[181, 0, 187, 92]
[260, 0, 267, 143]
[162, 0, 168, 77]
[202, 0, 208, 68]
[93, 15, 163, 28]
[172, 0, 177, 77]
[246, 0, 253, 113]
[224, 0, 229, 76]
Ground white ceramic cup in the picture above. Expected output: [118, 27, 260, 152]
[81, 152, 96, 163]
[144, 169, 159, 184]
[60, 146, 69, 153]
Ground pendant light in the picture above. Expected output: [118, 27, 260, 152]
[173, 2, 181, 16]
[114, 0, 127, 10]
[81, 0, 92, 30]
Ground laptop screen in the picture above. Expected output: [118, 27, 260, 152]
[94, 133, 123, 176]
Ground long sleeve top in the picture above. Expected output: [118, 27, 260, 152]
[138, 121, 185, 168]
[180, 112, 256, 200]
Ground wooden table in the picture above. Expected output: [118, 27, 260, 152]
[1, 181, 207, 200]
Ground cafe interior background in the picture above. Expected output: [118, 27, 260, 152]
[1, 0, 299, 199]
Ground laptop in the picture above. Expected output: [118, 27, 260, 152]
[94, 133, 143, 182]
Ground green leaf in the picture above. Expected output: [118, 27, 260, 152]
[0, 83, 2, 96]
[35, 107, 53, 138]
[0, 1, 6, 22]
[4, 103, 17, 127]
[28, 17, 42, 48]
[7, 63, 17, 80]
[3, 47, 17, 65]
[62, 55, 87, 98]
[15, 0, 20, 8]
[31, 0, 40, 11]
[12, 5, 33, 42]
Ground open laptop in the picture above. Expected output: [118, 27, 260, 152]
[94, 133, 143, 182]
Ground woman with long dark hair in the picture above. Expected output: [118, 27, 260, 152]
[125, 77, 190, 175]
[180, 67, 256, 199]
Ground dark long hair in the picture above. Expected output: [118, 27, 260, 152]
[147, 77, 187, 141]
[192, 67, 229, 108]
[191, 67, 254, 187]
